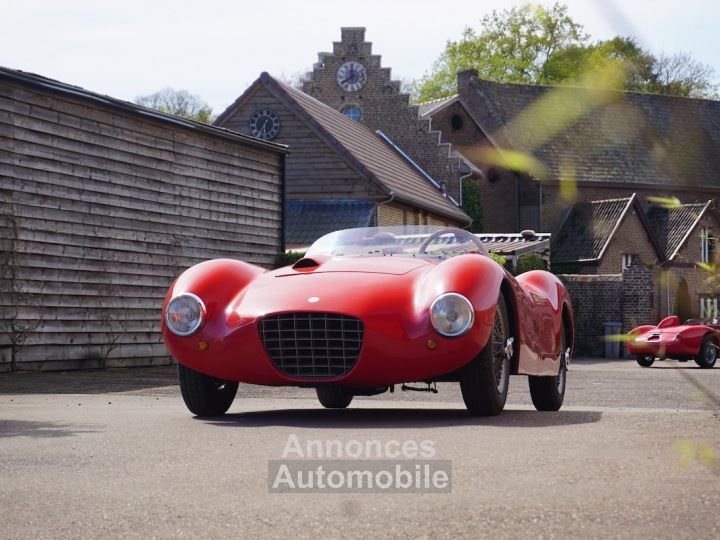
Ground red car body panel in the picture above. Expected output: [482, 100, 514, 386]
[628, 316, 720, 357]
[162, 254, 573, 386]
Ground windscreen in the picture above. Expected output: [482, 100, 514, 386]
[305, 226, 488, 259]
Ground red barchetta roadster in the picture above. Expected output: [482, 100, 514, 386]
[162, 226, 574, 417]
[628, 316, 719, 368]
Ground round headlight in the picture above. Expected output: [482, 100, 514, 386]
[165, 293, 205, 336]
[430, 293, 474, 337]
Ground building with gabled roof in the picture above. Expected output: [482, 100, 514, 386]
[551, 194, 664, 274]
[215, 72, 469, 246]
[646, 201, 714, 262]
[420, 70, 720, 235]
[0, 66, 287, 371]
[552, 192, 720, 320]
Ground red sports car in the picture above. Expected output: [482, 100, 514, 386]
[628, 316, 719, 368]
[162, 226, 574, 417]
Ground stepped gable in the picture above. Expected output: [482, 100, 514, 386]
[301, 27, 464, 201]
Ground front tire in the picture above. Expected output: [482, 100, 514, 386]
[695, 335, 717, 368]
[528, 326, 567, 411]
[316, 387, 353, 409]
[636, 355, 655, 367]
[178, 363, 239, 416]
[460, 294, 511, 416]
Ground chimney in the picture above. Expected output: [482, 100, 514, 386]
[457, 69, 478, 94]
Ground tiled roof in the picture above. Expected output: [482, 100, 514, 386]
[551, 196, 635, 263]
[218, 73, 469, 224]
[461, 75, 720, 188]
[646, 201, 711, 260]
[285, 199, 375, 246]
[417, 95, 458, 118]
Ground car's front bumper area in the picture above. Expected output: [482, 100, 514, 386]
[163, 310, 492, 386]
[627, 335, 696, 357]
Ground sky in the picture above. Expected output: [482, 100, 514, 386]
[2, 0, 719, 113]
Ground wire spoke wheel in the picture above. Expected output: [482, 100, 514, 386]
[460, 294, 511, 416]
[492, 308, 509, 393]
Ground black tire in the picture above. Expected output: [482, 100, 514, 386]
[695, 335, 718, 369]
[636, 355, 655, 368]
[460, 294, 511, 416]
[316, 387, 353, 409]
[528, 325, 567, 411]
[177, 363, 239, 416]
[678, 357, 689, 363]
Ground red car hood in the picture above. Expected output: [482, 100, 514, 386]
[275, 256, 430, 276]
[225, 257, 438, 328]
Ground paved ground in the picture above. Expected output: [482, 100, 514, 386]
[1, 359, 719, 539]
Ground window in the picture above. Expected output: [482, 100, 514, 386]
[622, 254, 635, 271]
[700, 295, 719, 320]
[701, 228, 716, 264]
[341, 105, 361, 122]
[450, 114, 464, 131]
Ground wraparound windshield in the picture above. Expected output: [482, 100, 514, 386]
[306, 226, 489, 259]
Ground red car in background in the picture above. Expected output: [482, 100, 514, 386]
[628, 316, 719, 368]
[162, 226, 574, 417]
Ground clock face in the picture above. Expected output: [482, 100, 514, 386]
[249, 109, 280, 140]
[337, 61, 367, 92]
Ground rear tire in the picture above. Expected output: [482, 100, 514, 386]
[636, 355, 655, 368]
[460, 294, 511, 416]
[695, 335, 717, 368]
[178, 363, 238, 416]
[528, 326, 567, 411]
[316, 387, 353, 409]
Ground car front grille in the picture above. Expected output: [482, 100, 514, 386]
[258, 313, 364, 378]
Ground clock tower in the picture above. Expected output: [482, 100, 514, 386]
[302, 27, 463, 201]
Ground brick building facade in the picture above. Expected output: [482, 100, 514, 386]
[421, 70, 720, 235]
[301, 28, 466, 202]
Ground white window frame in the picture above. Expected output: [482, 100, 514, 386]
[621, 253, 635, 271]
[701, 228, 715, 264]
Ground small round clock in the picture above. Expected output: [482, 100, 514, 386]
[337, 61, 367, 92]
[249, 109, 280, 140]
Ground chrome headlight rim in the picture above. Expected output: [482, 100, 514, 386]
[165, 292, 206, 337]
[430, 292, 475, 338]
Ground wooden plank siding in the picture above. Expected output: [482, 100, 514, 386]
[219, 86, 383, 201]
[0, 77, 285, 371]
[376, 202, 455, 227]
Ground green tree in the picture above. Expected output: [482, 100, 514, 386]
[415, 2, 717, 101]
[462, 179, 484, 233]
[134, 88, 215, 123]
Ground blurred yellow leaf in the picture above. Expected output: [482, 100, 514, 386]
[674, 440, 718, 471]
[647, 195, 682, 209]
[603, 333, 633, 343]
[477, 147, 549, 177]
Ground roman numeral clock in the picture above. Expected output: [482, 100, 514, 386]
[336, 61, 367, 92]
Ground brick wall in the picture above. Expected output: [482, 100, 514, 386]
[597, 208, 661, 274]
[560, 261, 654, 357]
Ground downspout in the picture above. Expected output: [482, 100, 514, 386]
[375, 191, 396, 226]
[459, 173, 472, 208]
[280, 152, 287, 254]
